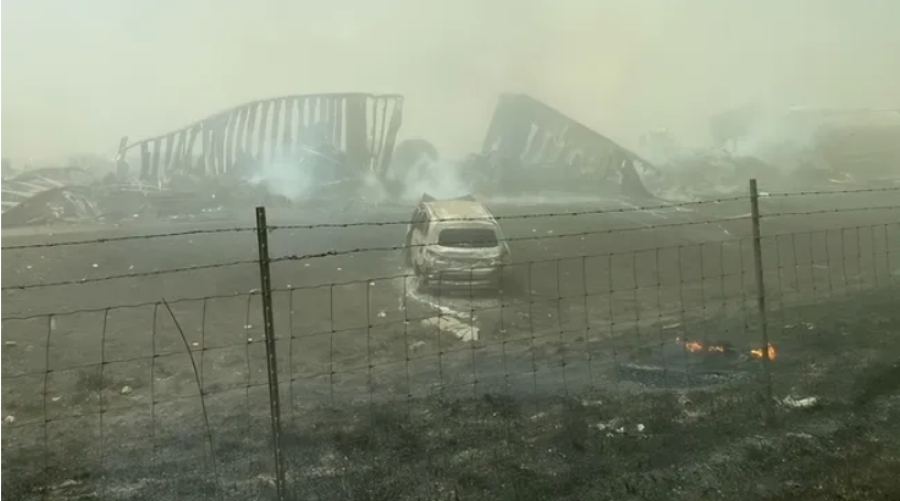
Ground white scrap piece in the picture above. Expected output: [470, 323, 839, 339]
[782, 395, 819, 409]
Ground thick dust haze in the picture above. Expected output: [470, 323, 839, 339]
[3, 0, 899, 165]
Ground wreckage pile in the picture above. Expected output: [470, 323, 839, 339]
[2, 167, 101, 227]
[3, 92, 672, 230]
[1, 164, 260, 228]
[1, 94, 410, 229]
[12, 93, 899, 229]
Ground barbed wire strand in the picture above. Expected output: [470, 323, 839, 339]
[271, 207, 895, 263]
[270, 217, 750, 264]
[3, 216, 748, 292]
[270, 196, 750, 230]
[762, 205, 899, 218]
[1, 226, 256, 251]
[1, 259, 259, 292]
[762, 186, 900, 197]
[3, 208, 893, 299]
[1, 197, 741, 252]
[5, 221, 895, 321]
[4, 186, 897, 253]
[268, 186, 900, 232]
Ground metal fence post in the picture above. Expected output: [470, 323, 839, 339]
[749, 179, 775, 423]
[255, 206, 288, 499]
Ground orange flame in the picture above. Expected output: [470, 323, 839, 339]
[685, 341, 704, 352]
[682, 340, 728, 353]
[750, 343, 778, 361]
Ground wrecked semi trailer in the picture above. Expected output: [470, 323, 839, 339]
[116, 93, 405, 192]
[113, 92, 665, 207]
[466, 93, 658, 200]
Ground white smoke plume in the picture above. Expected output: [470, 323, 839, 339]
[246, 159, 316, 202]
[400, 156, 472, 202]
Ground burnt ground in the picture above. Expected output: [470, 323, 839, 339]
[2, 190, 899, 500]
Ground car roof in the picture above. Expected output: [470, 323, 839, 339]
[423, 200, 494, 222]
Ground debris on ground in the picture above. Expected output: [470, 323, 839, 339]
[782, 395, 820, 409]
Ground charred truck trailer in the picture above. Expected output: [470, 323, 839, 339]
[115, 93, 404, 196]
[464, 93, 658, 200]
[115, 92, 658, 203]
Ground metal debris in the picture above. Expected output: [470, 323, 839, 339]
[781, 395, 820, 409]
[2, 168, 101, 227]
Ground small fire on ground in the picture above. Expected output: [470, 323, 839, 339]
[679, 339, 778, 361]
[750, 343, 778, 361]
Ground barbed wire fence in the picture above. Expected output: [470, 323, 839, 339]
[2, 182, 899, 500]
[1, 292, 282, 499]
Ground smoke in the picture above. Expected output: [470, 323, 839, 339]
[246, 159, 315, 202]
[726, 109, 818, 168]
[400, 155, 471, 202]
[5, 2, 898, 164]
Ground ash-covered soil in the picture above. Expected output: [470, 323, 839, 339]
[3, 291, 899, 501]
[2, 192, 899, 500]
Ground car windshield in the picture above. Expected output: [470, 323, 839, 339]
[437, 228, 498, 248]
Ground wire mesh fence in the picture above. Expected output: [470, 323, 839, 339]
[2, 183, 899, 500]
[0, 292, 291, 498]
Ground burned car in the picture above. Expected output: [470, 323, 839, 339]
[405, 194, 513, 291]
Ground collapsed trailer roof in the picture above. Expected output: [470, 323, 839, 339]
[481, 93, 656, 168]
[477, 93, 658, 200]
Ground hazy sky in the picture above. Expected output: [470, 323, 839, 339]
[3, 0, 899, 164]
